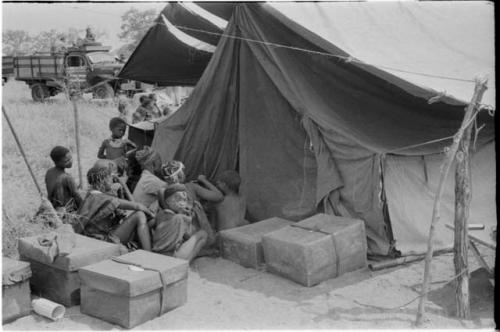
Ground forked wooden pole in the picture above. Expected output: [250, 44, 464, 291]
[72, 99, 84, 188]
[453, 100, 475, 319]
[415, 78, 488, 326]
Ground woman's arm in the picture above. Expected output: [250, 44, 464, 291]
[117, 199, 155, 219]
[191, 175, 223, 202]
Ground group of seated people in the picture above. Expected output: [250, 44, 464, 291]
[118, 93, 174, 124]
[45, 116, 247, 262]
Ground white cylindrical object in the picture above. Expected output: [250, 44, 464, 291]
[31, 298, 65, 321]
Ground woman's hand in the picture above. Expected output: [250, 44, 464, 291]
[136, 203, 155, 219]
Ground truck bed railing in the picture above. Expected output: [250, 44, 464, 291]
[14, 55, 65, 80]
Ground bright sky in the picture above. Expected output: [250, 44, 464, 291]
[1, 1, 166, 50]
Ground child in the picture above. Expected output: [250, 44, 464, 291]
[132, 95, 153, 124]
[97, 117, 136, 175]
[214, 170, 248, 231]
[45, 146, 82, 212]
[77, 165, 154, 250]
[152, 185, 210, 262]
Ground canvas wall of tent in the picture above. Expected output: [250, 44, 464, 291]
[120, 2, 495, 256]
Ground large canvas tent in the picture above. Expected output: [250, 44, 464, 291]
[149, 2, 495, 255]
[119, 2, 236, 86]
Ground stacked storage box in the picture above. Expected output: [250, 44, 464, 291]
[219, 217, 293, 268]
[18, 234, 122, 306]
[262, 214, 367, 286]
[79, 250, 188, 328]
[2, 257, 32, 323]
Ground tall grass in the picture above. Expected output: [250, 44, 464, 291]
[2, 81, 123, 257]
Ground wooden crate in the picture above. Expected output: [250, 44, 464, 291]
[18, 234, 122, 306]
[219, 217, 293, 268]
[2, 257, 32, 324]
[262, 214, 367, 287]
[79, 250, 188, 329]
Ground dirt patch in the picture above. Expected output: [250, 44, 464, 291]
[428, 267, 494, 320]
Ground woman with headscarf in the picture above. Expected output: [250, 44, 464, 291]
[159, 160, 222, 246]
[77, 165, 154, 250]
[132, 146, 168, 213]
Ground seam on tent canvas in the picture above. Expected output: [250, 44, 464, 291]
[179, 2, 228, 30]
[160, 15, 216, 53]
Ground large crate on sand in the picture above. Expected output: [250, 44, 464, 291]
[219, 217, 293, 268]
[2, 258, 32, 324]
[262, 214, 367, 287]
[18, 234, 122, 306]
[79, 250, 188, 329]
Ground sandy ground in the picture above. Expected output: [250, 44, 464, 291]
[3, 250, 495, 330]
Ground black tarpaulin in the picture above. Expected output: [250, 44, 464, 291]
[118, 2, 236, 86]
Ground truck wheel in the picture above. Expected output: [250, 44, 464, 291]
[31, 83, 50, 102]
[93, 83, 114, 99]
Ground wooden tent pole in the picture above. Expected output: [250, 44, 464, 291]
[72, 99, 84, 188]
[453, 79, 487, 318]
[415, 78, 487, 326]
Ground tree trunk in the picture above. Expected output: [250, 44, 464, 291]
[415, 78, 487, 326]
[453, 120, 472, 319]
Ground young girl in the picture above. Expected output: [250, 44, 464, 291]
[97, 117, 136, 175]
[77, 165, 154, 250]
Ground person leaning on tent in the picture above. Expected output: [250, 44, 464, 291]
[132, 146, 168, 213]
[76, 165, 154, 250]
[213, 170, 249, 231]
[45, 146, 83, 213]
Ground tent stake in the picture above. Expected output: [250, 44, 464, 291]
[72, 99, 84, 188]
[415, 78, 488, 326]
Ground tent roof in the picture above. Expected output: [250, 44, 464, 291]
[122, 2, 494, 106]
[268, 1, 495, 106]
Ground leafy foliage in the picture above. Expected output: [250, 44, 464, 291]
[2, 30, 32, 55]
[2, 28, 107, 55]
[118, 8, 158, 57]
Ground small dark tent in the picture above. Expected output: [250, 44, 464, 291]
[150, 3, 495, 256]
[119, 2, 236, 86]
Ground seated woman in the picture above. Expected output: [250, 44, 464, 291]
[77, 165, 154, 250]
[132, 146, 168, 213]
[152, 185, 209, 262]
[160, 161, 222, 246]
